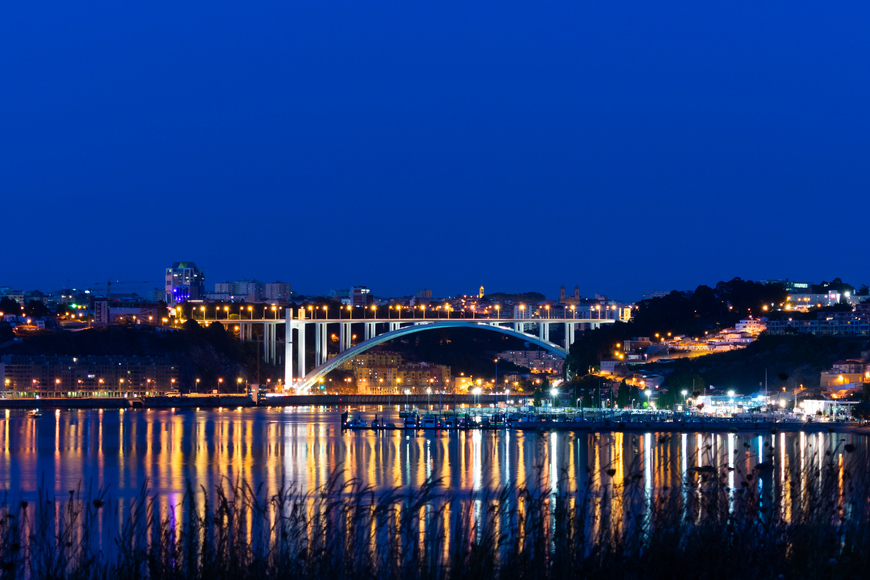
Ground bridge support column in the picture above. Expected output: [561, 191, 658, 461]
[321, 322, 328, 364]
[292, 308, 293, 388]
[297, 318, 306, 380]
[315, 323, 322, 366]
[538, 323, 545, 341]
[339, 322, 346, 353]
[271, 323, 277, 363]
[263, 323, 271, 363]
[564, 322, 570, 352]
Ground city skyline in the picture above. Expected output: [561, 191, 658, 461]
[2, 269, 868, 304]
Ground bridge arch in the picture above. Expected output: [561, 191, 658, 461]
[297, 320, 566, 391]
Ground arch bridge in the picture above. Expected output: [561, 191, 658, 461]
[205, 308, 615, 392]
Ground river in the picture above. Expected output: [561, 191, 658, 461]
[2, 406, 865, 504]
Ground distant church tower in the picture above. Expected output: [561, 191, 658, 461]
[574, 285, 580, 301]
[560, 285, 566, 301]
[479, 285, 485, 298]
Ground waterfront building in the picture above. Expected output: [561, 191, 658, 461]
[341, 351, 451, 393]
[164, 261, 205, 304]
[0, 354, 178, 397]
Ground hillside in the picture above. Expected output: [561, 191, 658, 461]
[644, 335, 868, 393]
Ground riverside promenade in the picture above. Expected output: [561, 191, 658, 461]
[1, 394, 866, 435]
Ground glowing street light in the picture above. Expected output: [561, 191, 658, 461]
[550, 387, 558, 407]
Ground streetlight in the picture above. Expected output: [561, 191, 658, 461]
[237, 377, 243, 393]
[644, 389, 652, 409]
[473, 387, 482, 407]
[495, 305, 500, 319]
[404, 388, 411, 408]
[681, 389, 688, 409]
[218, 378, 224, 393]
[195, 378, 200, 392]
[426, 387, 432, 409]
[550, 387, 558, 408]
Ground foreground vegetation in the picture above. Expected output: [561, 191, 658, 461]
[1, 439, 869, 580]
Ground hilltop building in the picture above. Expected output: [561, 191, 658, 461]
[558, 285, 582, 306]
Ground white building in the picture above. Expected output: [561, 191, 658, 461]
[735, 318, 767, 334]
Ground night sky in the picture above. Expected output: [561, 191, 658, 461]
[3, 1, 868, 301]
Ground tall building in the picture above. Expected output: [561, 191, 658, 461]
[352, 286, 372, 307]
[213, 280, 266, 302]
[264, 282, 292, 302]
[165, 262, 205, 304]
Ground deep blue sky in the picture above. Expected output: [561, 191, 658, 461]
[3, 1, 868, 301]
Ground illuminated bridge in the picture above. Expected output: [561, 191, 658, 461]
[205, 309, 616, 392]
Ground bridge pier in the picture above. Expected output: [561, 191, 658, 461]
[315, 323, 322, 366]
[292, 308, 294, 388]
[263, 323, 270, 362]
[271, 323, 278, 363]
[297, 315, 306, 379]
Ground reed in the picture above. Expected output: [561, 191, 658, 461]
[0, 437, 868, 580]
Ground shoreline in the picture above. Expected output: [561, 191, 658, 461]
[1, 394, 867, 435]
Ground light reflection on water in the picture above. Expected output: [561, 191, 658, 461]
[0, 407, 865, 512]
